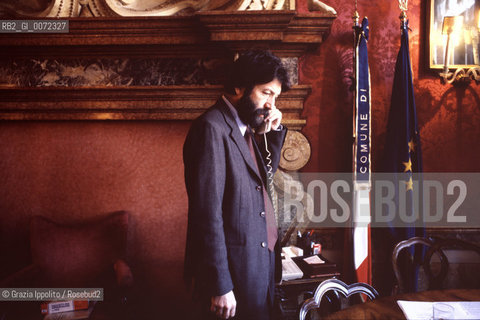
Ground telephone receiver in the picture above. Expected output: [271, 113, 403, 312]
[254, 108, 274, 193]
[256, 110, 272, 135]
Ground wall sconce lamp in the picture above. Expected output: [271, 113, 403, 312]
[438, 15, 480, 84]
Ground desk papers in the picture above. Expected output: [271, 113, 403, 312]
[397, 300, 480, 320]
[281, 257, 303, 281]
[303, 255, 325, 264]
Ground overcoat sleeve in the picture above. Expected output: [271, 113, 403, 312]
[183, 119, 234, 297]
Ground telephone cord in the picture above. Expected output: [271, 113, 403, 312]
[263, 133, 278, 214]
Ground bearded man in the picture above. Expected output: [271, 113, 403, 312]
[183, 50, 290, 320]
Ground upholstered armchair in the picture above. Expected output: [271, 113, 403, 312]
[0, 211, 134, 320]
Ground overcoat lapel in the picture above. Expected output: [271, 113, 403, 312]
[217, 101, 263, 184]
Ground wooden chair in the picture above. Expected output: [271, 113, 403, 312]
[426, 238, 480, 290]
[298, 279, 379, 320]
[391, 236, 444, 294]
[392, 236, 480, 293]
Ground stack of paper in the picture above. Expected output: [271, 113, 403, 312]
[397, 300, 480, 320]
[281, 257, 303, 281]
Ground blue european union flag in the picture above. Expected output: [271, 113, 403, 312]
[382, 20, 425, 293]
[384, 21, 422, 176]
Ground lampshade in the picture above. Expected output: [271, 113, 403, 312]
[442, 16, 464, 35]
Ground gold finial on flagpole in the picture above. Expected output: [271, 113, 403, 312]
[399, 0, 408, 26]
[353, 0, 359, 27]
[353, 10, 359, 27]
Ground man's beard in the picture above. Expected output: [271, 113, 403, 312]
[236, 94, 267, 130]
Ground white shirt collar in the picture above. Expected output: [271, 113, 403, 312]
[222, 95, 247, 136]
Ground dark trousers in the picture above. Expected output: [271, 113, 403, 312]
[191, 250, 276, 320]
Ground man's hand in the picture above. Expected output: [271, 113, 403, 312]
[211, 290, 236, 319]
[265, 105, 282, 131]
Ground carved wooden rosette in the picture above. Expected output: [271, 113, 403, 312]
[279, 130, 311, 171]
[273, 130, 312, 243]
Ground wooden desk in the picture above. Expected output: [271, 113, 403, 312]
[323, 289, 480, 320]
[274, 255, 340, 319]
[276, 275, 340, 320]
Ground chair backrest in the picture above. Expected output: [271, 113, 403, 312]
[298, 279, 379, 320]
[392, 236, 480, 293]
[30, 210, 130, 287]
[425, 238, 480, 290]
[392, 236, 443, 294]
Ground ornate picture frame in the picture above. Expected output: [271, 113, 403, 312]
[428, 0, 480, 70]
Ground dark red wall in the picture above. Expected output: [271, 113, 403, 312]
[0, 121, 190, 307]
[298, 0, 480, 173]
[1, 0, 479, 313]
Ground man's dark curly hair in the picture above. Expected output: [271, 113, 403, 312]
[224, 50, 291, 95]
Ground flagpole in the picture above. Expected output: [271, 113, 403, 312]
[398, 0, 408, 28]
[349, 0, 359, 285]
[352, 0, 361, 183]
[352, 0, 359, 154]
[351, 2, 372, 286]
[352, 1, 371, 284]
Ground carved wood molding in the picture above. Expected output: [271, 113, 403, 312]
[0, 11, 336, 57]
[0, 85, 310, 129]
[0, 8, 335, 143]
[284, 12, 335, 44]
[196, 10, 295, 41]
[0, 17, 208, 47]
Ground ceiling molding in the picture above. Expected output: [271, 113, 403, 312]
[1, 11, 336, 58]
